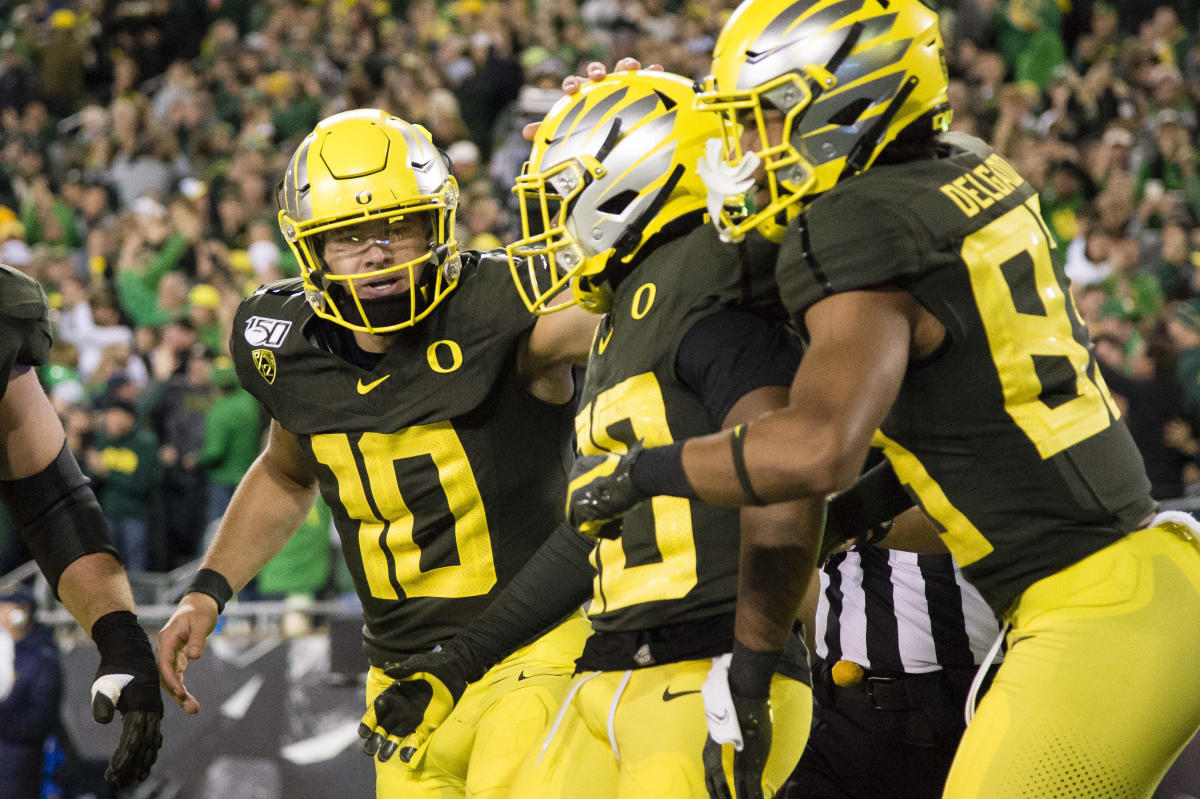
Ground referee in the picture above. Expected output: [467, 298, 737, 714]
[781, 542, 1002, 799]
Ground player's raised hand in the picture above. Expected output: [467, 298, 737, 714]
[156, 593, 219, 715]
[90, 610, 164, 786]
[522, 58, 664, 141]
[359, 638, 485, 765]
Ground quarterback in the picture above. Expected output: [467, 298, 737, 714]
[569, 1, 1200, 797]
[156, 109, 595, 799]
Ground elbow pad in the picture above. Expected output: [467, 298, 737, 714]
[0, 444, 121, 597]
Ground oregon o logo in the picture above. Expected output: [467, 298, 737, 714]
[632, 283, 656, 319]
[427, 340, 463, 373]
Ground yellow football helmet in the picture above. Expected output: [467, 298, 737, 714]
[278, 109, 461, 334]
[507, 70, 724, 314]
[696, 0, 952, 242]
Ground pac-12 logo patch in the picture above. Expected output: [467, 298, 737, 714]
[244, 316, 292, 348]
[252, 349, 277, 384]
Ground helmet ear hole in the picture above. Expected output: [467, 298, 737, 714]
[596, 190, 639, 215]
[828, 97, 873, 127]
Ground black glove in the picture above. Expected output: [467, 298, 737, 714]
[567, 442, 648, 538]
[702, 642, 779, 799]
[358, 637, 486, 764]
[90, 610, 164, 786]
[703, 693, 773, 799]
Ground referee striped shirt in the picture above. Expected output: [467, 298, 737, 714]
[814, 543, 1002, 673]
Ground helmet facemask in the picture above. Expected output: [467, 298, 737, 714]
[506, 72, 719, 316]
[697, 0, 952, 243]
[696, 68, 829, 243]
[278, 110, 462, 335]
[507, 155, 601, 314]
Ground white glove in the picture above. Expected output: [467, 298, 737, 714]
[696, 139, 760, 242]
[702, 653, 744, 750]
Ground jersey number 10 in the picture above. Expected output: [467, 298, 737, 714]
[310, 424, 498, 600]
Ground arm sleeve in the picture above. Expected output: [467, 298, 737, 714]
[673, 309, 802, 426]
[456, 522, 594, 670]
[826, 458, 915, 541]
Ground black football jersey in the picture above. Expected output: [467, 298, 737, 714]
[776, 133, 1155, 615]
[0, 264, 52, 400]
[231, 252, 576, 664]
[578, 224, 785, 632]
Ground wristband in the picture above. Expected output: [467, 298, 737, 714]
[91, 609, 153, 668]
[630, 442, 699, 499]
[728, 640, 782, 699]
[184, 568, 234, 615]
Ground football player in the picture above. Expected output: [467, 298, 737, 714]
[569, 1, 1200, 797]
[0, 263, 163, 787]
[155, 110, 595, 799]
[356, 71, 823, 799]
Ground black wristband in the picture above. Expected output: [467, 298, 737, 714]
[91, 610, 154, 678]
[184, 568, 234, 615]
[730, 425, 767, 506]
[630, 442, 700, 499]
[728, 640, 782, 699]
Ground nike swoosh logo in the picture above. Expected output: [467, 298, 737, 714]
[662, 686, 702, 702]
[517, 670, 565, 681]
[357, 375, 391, 394]
[706, 709, 730, 724]
[596, 328, 613, 354]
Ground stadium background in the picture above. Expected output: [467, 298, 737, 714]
[1, 0, 1200, 796]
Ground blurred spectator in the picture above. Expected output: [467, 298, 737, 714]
[84, 400, 159, 572]
[1066, 212, 1114, 286]
[0, 583, 62, 799]
[1096, 333, 1189, 498]
[195, 361, 263, 531]
[1099, 236, 1164, 322]
[1135, 109, 1200, 226]
[257, 499, 333, 601]
[144, 348, 219, 568]
[1153, 219, 1198, 301]
[1167, 304, 1200, 426]
[33, 9, 87, 118]
[56, 277, 135, 379]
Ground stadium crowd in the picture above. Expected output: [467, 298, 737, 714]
[1, 0, 1200, 579]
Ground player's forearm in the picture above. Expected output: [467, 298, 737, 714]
[676, 409, 862, 505]
[734, 498, 822, 652]
[200, 455, 319, 592]
[58, 553, 136, 632]
[457, 523, 593, 669]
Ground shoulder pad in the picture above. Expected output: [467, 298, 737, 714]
[0, 264, 50, 322]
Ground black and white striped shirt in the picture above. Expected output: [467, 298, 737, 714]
[814, 544, 1001, 673]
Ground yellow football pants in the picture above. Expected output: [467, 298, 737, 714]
[367, 612, 590, 799]
[944, 522, 1200, 798]
[509, 658, 812, 799]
